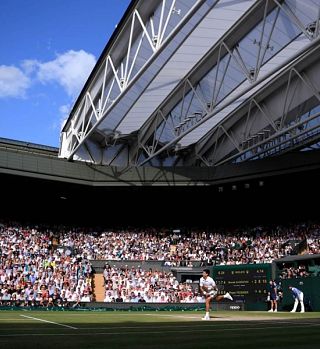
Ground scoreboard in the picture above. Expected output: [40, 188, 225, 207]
[212, 264, 272, 303]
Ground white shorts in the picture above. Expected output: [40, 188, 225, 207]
[208, 290, 218, 298]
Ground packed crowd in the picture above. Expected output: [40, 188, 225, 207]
[307, 229, 320, 254]
[278, 265, 311, 279]
[55, 223, 320, 265]
[0, 225, 93, 307]
[102, 264, 200, 303]
[0, 221, 319, 305]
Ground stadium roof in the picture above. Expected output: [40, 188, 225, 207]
[60, 0, 320, 168]
[62, 0, 139, 133]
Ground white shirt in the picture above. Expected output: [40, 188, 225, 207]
[200, 276, 216, 290]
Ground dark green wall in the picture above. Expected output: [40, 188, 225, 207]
[280, 278, 320, 311]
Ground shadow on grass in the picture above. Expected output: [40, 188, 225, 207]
[0, 318, 319, 349]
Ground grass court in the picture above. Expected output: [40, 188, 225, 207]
[0, 310, 319, 349]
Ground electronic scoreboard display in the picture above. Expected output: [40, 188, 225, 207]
[212, 264, 272, 303]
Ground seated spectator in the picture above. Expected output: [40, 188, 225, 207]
[0, 221, 319, 306]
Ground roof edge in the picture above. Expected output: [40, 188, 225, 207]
[62, 0, 139, 133]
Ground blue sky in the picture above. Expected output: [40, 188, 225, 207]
[0, 0, 131, 147]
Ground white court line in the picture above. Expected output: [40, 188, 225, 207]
[144, 313, 318, 322]
[61, 321, 319, 330]
[20, 315, 77, 330]
[69, 319, 320, 330]
[145, 314, 200, 319]
[144, 313, 278, 320]
[1, 322, 319, 337]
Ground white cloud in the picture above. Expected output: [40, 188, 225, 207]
[36, 50, 96, 97]
[51, 104, 71, 131]
[21, 59, 39, 75]
[0, 50, 95, 100]
[0, 65, 31, 98]
[59, 104, 71, 130]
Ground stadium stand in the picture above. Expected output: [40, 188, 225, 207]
[0, 221, 319, 306]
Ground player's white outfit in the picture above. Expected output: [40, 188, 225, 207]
[200, 276, 233, 320]
[200, 276, 217, 321]
[200, 276, 218, 298]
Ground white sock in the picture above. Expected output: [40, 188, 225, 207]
[206, 312, 209, 317]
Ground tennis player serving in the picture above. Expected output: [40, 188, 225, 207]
[200, 269, 233, 320]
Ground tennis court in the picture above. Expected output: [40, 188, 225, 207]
[0, 310, 319, 349]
